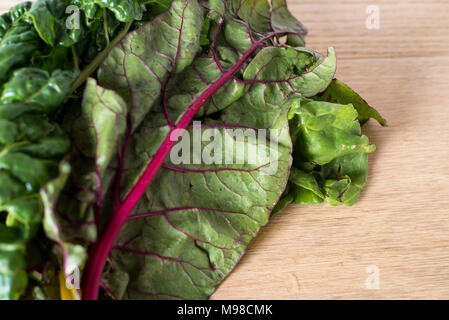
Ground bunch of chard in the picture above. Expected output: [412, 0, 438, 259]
[0, 0, 385, 300]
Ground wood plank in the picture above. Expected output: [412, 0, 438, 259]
[290, 0, 449, 60]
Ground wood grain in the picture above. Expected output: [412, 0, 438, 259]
[2, 0, 449, 300]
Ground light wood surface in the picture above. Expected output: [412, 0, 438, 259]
[2, 0, 449, 300]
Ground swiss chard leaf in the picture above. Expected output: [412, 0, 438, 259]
[100, 83, 294, 299]
[45, 0, 336, 300]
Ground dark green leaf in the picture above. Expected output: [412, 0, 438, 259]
[0, 5, 40, 83]
[26, 0, 82, 47]
[73, 0, 144, 22]
[0, 224, 27, 300]
[0, 68, 79, 113]
[0, 62, 76, 299]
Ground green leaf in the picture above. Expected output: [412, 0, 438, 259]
[243, 47, 336, 97]
[40, 161, 87, 300]
[0, 68, 79, 113]
[290, 98, 375, 164]
[287, 97, 375, 206]
[316, 79, 387, 126]
[3, 2, 32, 27]
[0, 224, 27, 300]
[98, 0, 204, 128]
[227, 0, 272, 33]
[222, 0, 306, 46]
[0, 64, 75, 299]
[271, 187, 294, 215]
[0, 6, 40, 84]
[26, 0, 81, 47]
[0, 0, 144, 297]
[21, 0, 378, 301]
[0, 108, 69, 299]
[270, 0, 307, 46]
[322, 151, 371, 206]
[0, 0, 168, 300]
[289, 167, 324, 204]
[0, 2, 32, 39]
[73, 0, 144, 22]
[53, 78, 129, 243]
[140, 0, 173, 23]
[84, 77, 293, 300]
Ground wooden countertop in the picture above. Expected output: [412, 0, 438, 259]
[2, 0, 449, 299]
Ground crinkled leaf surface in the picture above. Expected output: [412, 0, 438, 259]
[292, 99, 374, 164]
[73, 0, 144, 22]
[1, 68, 79, 112]
[0, 67, 76, 299]
[0, 104, 70, 299]
[26, 0, 81, 47]
[0, 3, 40, 84]
[0, 224, 27, 300]
[276, 97, 375, 208]
[0, 1, 31, 31]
